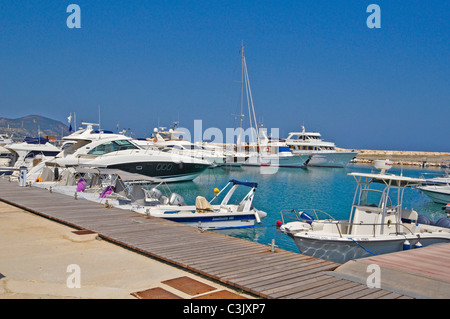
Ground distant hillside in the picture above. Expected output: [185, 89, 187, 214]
[0, 115, 70, 141]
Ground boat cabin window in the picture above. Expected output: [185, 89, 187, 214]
[166, 144, 204, 151]
[359, 189, 392, 208]
[87, 140, 139, 155]
[25, 150, 60, 159]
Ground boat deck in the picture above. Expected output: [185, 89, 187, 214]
[1, 178, 443, 299]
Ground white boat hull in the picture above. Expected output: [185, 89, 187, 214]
[142, 207, 266, 230]
[291, 151, 357, 168]
[243, 154, 310, 168]
[288, 234, 450, 264]
[419, 186, 450, 204]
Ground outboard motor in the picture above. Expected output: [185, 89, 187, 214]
[169, 193, 186, 206]
[145, 188, 163, 205]
[443, 203, 450, 217]
[435, 217, 450, 229]
[146, 188, 162, 201]
[417, 215, 434, 225]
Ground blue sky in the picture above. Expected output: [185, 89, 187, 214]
[0, 1, 448, 151]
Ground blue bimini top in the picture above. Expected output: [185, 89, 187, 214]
[229, 179, 258, 188]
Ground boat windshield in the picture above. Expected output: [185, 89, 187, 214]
[359, 189, 392, 208]
[87, 140, 139, 155]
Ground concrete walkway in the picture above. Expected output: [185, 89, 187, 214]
[0, 202, 253, 299]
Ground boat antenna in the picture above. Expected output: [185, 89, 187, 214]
[98, 105, 101, 132]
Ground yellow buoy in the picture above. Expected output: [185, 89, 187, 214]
[214, 188, 220, 195]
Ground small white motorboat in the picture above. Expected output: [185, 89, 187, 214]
[417, 185, 450, 205]
[280, 159, 450, 263]
[417, 169, 450, 204]
[134, 179, 267, 230]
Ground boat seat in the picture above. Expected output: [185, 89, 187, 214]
[195, 196, 214, 213]
[401, 209, 418, 223]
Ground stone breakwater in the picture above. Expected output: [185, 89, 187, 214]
[337, 148, 450, 168]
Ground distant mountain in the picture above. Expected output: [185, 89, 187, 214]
[0, 115, 70, 141]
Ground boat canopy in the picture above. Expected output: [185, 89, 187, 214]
[23, 136, 49, 144]
[76, 167, 165, 183]
[229, 179, 258, 188]
[348, 172, 423, 187]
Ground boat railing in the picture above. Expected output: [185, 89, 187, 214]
[280, 208, 417, 238]
[280, 208, 336, 224]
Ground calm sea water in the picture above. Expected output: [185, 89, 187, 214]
[162, 164, 448, 254]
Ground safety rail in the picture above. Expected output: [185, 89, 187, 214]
[280, 208, 417, 238]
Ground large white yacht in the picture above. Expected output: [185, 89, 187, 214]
[36, 123, 211, 183]
[285, 126, 357, 167]
[2, 137, 60, 177]
[238, 127, 310, 168]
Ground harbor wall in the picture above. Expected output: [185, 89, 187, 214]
[337, 148, 450, 168]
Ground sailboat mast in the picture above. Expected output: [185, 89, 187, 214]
[240, 45, 244, 132]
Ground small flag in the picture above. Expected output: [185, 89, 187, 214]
[68, 113, 73, 132]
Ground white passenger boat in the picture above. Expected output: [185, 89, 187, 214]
[285, 126, 357, 167]
[280, 160, 450, 263]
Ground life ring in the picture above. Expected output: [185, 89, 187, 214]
[152, 137, 157, 142]
[265, 147, 270, 152]
[387, 219, 392, 228]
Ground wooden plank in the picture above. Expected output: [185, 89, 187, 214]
[320, 284, 372, 299]
[358, 289, 395, 299]
[221, 254, 315, 280]
[263, 273, 332, 298]
[189, 250, 298, 270]
[244, 262, 338, 292]
[275, 276, 343, 299]
[378, 292, 404, 299]
[229, 259, 333, 287]
[294, 280, 359, 299]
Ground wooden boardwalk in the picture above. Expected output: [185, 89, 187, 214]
[0, 179, 415, 299]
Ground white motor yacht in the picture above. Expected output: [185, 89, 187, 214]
[37, 123, 211, 183]
[239, 128, 310, 168]
[1, 137, 60, 178]
[280, 160, 450, 263]
[144, 124, 226, 167]
[285, 126, 357, 167]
